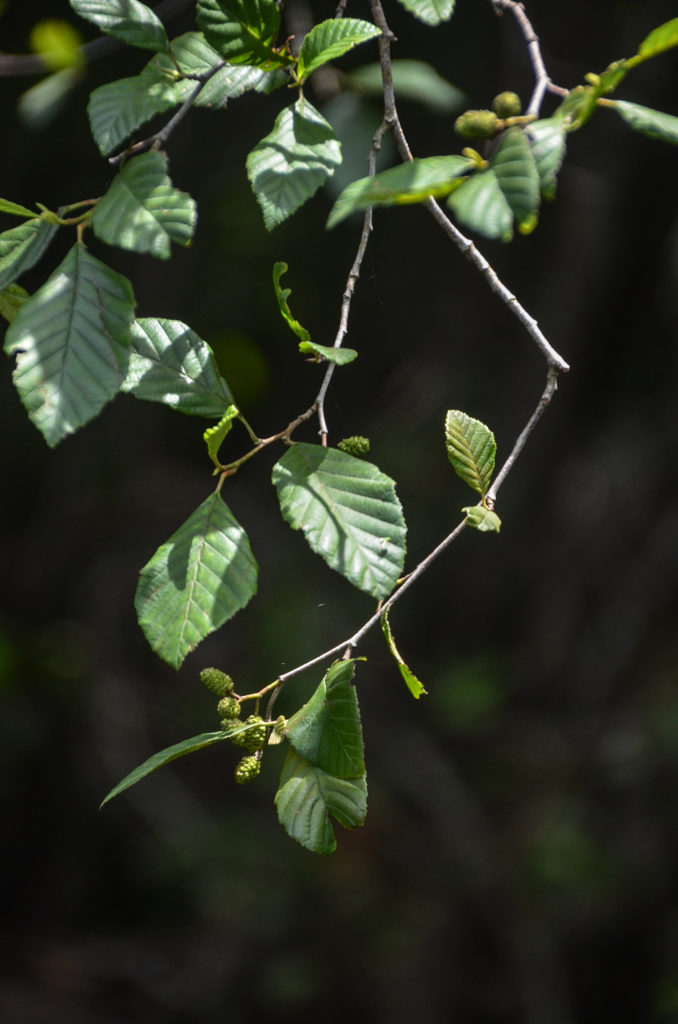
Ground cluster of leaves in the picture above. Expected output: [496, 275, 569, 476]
[1, 0, 677, 853]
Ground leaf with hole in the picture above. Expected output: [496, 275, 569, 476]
[196, 0, 287, 67]
[275, 747, 367, 854]
[69, 0, 169, 52]
[135, 491, 258, 668]
[445, 410, 496, 498]
[91, 151, 196, 259]
[297, 18, 381, 83]
[272, 443, 406, 600]
[0, 217, 59, 290]
[395, 0, 456, 26]
[247, 99, 342, 229]
[608, 100, 678, 145]
[120, 318, 234, 417]
[100, 731, 230, 808]
[3, 243, 135, 447]
[381, 609, 426, 699]
[327, 154, 473, 228]
[285, 659, 365, 778]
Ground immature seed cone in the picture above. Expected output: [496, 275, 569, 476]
[231, 714, 268, 752]
[217, 696, 241, 720]
[234, 755, 261, 784]
[338, 435, 370, 457]
[492, 91, 522, 118]
[200, 667, 234, 697]
[454, 109, 500, 139]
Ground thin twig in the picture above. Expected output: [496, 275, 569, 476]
[491, 0, 568, 115]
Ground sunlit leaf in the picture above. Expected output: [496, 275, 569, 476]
[381, 609, 427, 699]
[636, 18, 678, 61]
[196, 0, 286, 66]
[247, 99, 342, 229]
[297, 19, 381, 83]
[447, 166, 513, 241]
[395, 0, 456, 26]
[272, 443, 406, 599]
[0, 217, 59, 290]
[608, 100, 678, 145]
[462, 505, 502, 533]
[285, 659, 365, 778]
[121, 317, 234, 416]
[527, 117, 567, 199]
[327, 154, 473, 228]
[204, 404, 240, 466]
[100, 731, 230, 807]
[69, 0, 169, 52]
[298, 341, 357, 364]
[275, 747, 367, 854]
[135, 491, 258, 668]
[91, 151, 197, 258]
[4, 243, 134, 447]
[445, 410, 496, 497]
[0, 198, 39, 219]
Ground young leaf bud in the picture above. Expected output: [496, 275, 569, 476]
[492, 91, 522, 118]
[454, 109, 500, 139]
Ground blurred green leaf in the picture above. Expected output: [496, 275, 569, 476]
[636, 17, 678, 61]
[346, 59, 464, 114]
[0, 283, 30, 323]
[608, 100, 678, 145]
[527, 117, 567, 198]
[395, 0, 456, 26]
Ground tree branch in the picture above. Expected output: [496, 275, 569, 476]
[491, 0, 568, 115]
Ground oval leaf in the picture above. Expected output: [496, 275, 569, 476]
[69, 0, 169, 52]
[609, 100, 678, 145]
[121, 317, 234, 417]
[527, 117, 567, 199]
[297, 19, 381, 83]
[4, 243, 135, 447]
[492, 127, 540, 232]
[196, 0, 283, 66]
[637, 18, 678, 61]
[135, 491, 258, 668]
[272, 443, 407, 600]
[247, 99, 342, 229]
[91, 151, 197, 259]
[285, 659, 365, 778]
[445, 410, 496, 497]
[447, 166, 513, 241]
[87, 71, 179, 156]
[328, 154, 473, 228]
[0, 217, 59, 290]
[275, 747, 367, 855]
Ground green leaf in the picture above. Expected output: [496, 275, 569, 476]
[100, 731, 230, 808]
[0, 217, 59, 290]
[135, 491, 258, 668]
[204, 404, 240, 467]
[0, 284, 30, 324]
[272, 443, 406, 600]
[272, 261, 310, 342]
[527, 117, 567, 199]
[346, 60, 465, 114]
[196, 0, 285, 66]
[298, 341, 357, 364]
[395, 0, 456, 26]
[0, 198, 39, 219]
[285, 659, 365, 778]
[91, 151, 196, 259]
[87, 71, 180, 156]
[636, 18, 678, 61]
[381, 609, 427, 699]
[445, 410, 496, 497]
[462, 505, 502, 533]
[491, 127, 540, 232]
[275, 747, 367, 854]
[4, 243, 135, 447]
[327, 154, 473, 228]
[608, 100, 678, 145]
[69, 0, 169, 52]
[447, 166, 513, 241]
[120, 318, 234, 416]
[247, 99, 342, 230]
[297, 19, 381, 83]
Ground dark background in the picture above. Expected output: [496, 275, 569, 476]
[2, 1, 678, 1021]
